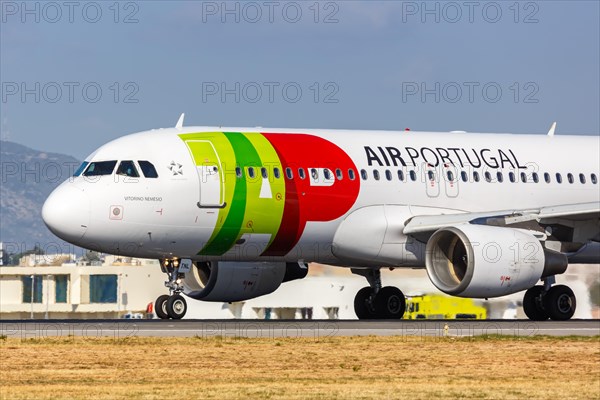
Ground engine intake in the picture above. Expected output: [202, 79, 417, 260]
[425, 225, 567, 298]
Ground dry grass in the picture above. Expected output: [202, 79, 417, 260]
[1, 335, 599, 399]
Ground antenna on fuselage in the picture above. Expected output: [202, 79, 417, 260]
[175, 113, 185, 130]
[547, 121, 557, 136]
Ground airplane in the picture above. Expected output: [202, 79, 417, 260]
[42, 115, 600, 320]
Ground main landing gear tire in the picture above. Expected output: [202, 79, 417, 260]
[523, 286, 548, 321]
[354, 287, 377, 319]
[155, 294, 170, 319]
[544, 285, 576, 321]
[354, 286, 406, 320]
[374, 287, 406, 319]
[166, 294, 188, 320]
[522, 284, 576, 321]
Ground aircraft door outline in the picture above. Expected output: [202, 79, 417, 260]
[185, 140, 226, 208]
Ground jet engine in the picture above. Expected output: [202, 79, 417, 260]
[425, 225, 567, 298]
[182, 261, 308, 302]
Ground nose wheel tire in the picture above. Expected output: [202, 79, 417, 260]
[166, 294, 188, 319]
[522, 286, 549, 321]
[155, 295, 170, 319]
[544, 284, 576, 321]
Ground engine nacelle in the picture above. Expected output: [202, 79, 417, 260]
[182, 261, 308, 302]
[425, 225, 567, 298]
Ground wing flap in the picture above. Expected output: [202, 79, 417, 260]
[403, 202, 600, 235]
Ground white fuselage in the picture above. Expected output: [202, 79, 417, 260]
[42, 127, 600, 267]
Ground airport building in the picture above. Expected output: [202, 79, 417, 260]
[0, 256, 164, 319]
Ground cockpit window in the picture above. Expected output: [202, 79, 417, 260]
[73, 161, 89, 177]
[84, 161, 117, 176]
[138, 161, 159, 178]
[116, 161, 140, 177]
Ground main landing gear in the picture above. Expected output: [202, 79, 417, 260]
[522, 277, 576, 321]
[155, 259, 188, 319]
[352, 268, 406, 319]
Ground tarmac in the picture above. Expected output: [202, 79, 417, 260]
[1, 319, 599, 339]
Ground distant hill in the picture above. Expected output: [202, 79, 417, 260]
[0, 140, 80, 255]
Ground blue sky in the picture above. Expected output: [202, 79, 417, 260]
[1, 1, 599, 159]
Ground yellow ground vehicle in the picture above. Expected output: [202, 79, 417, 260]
[403, 294, 487, 319]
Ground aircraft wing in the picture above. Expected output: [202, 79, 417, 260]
[403, 202, 600, 235]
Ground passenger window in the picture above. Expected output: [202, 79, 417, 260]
[274, 167, 281, 179]
[521, 172, 527, 183]
[235, 167, 243, 178]
[373, 170, 380, 181]
[298, 168, 306, 180]
[556, 173, 562, 183]
[84, 161, 117, 176]
[592, 174, 598, 184]
[310, 168, 319, 180]
[138, 161, 158, 178]
[116, 161, 140, 177]
[73, 161, 89, 177]
[398, 170, 405, 181]
[427, 171, 435, 181]
[579, 173, 585, 184]
[509, 172, 516, 183]
[544, 173, 551, 183]
[261, 167, 268, 179]
[323, 169, 331, 180]
[447, 171, 454, 181]
[460, 171, 468, 182]
[385, 170, 392, 181]
[285, 167, 293, 179]
[532, 173, 539, 183]
[409, 170, 417, 181]
[348, 169, 356, 180]
[484, 172, 492, 182]
[360, 169, 368, 180]
[248, 167, 256, 179]
[567, 173, 574, 184]
[496, 172, 503, 183]
[336, 169, 343, 180]
[473, 171, 480, 182]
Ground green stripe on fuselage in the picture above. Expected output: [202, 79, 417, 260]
[200, 132, 259, 255]
[179, 132, 286, 256]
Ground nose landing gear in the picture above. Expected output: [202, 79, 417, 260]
[155, 259, 188, 319]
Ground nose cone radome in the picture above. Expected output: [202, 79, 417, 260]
[42, 184, 90, 243]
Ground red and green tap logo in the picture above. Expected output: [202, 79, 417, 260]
[180, 132, 360, 257]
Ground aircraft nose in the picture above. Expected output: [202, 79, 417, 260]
[42, 184, 90, 242]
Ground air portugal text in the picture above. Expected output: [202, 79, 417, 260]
[364, 146, 528, 170]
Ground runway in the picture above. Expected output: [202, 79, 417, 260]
[1, 319, 598, 339]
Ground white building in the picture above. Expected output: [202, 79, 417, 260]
[0, 260, 164, 319]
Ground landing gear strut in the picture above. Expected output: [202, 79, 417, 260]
[522, 277, 576, 321]
[155, 259, 188, 319]
[351, 268, 406, 320]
